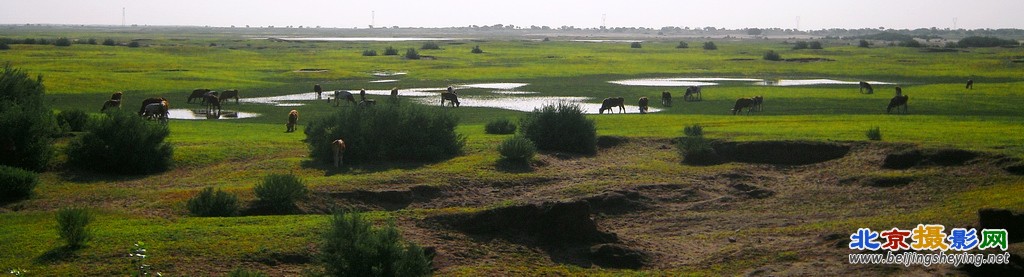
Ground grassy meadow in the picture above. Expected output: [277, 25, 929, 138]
[1, 27, 1023, 275]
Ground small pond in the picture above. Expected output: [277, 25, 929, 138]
[167, 109, 260, 120]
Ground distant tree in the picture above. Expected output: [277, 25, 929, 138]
[676, 41, 689, 49]
[36, 39, 49, 45]
[383, 46, 399, 55]
[362, 49, 378, 56]
[54, 37, 72, 47]
[420, 42, 440, 50]
[86, 38, 97, 45]
[102, 39, 116, 46]
[858, 39, 870, 48]
[127, 41, 140, 48]
[792, 41, 809, 50]
[898, 39, 922, 48]
[23, 38, 36, 44]
[957, 36, 1019, 48]
[630, 42, 642, 48]
[763, 50, 782, 61]
[471, 45, 483, 54]
[703, 41, 717, 50]
[944, 42, 959, 48]
[809, 41, 823, 49]
[747, 28, 763, 36]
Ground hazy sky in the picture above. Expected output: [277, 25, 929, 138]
[2, 0, 1022, 30]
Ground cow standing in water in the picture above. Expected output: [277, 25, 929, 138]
[332, 138, 346, 167]
[731, 98, 755, 115]
[335, 90, 356, 106]
[859, 82, 874, 94]
[441, 86, 460, 107]
[599, 97, 625, 114]
[314, 84, 323, 100]
[286, 110, 299, 132]
[638, 97, 650, 114]
[661, 91, 672, 107]
[220, 89, 239, 104]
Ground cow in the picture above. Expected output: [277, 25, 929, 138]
[334, 90, 356, 106]
[752, 95, 764, 112]
[684, 86, 702, 101]
[110, 91, 123, 101]
[441, 92, 460, 107]
[138, 97, 169, 116]
[219, 89, 239, 104]
[599, 97, 625, 114]
[187, 89, 212, 103]
[638, 97, 650, 114]
[142, 100, 169, 123]
[859, 81, 874, 94]
[204, 94, 221, 114]
[100, 99, 121, 112]
[314, 84, 323, 100]
[286, 110, 299, 132]
[887, 95, 909, 114]
[966, 79, 974, 90]
[332, 138, 347, 167]
[661, 91, 672, 107]
[732, 98, 755, 115]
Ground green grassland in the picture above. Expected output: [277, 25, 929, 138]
[1, 27, 1023, 275]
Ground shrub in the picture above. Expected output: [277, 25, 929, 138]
[683, 124, 704, 137]
[0, 165, 37, 202]
[0, 42, 9, 50]
[362, 49, 377, 56]
[37, 39, 49, 45]
[187, 187, 239, 217]
[957, 36, 1019, 48]
[677, 124, 721, 165]
[56, 208, 92, 249]
[0, 64, 57, 171]
[404, 48, 420, 59]
[23, 38, 36, 45]
[319, 211, 432, 277]
[676, 41, 689, 48]
[866, 127, 882, 141]
[54, 37, 72, 47]
[127, 41, 140, 48]
[484, 118, 516, 134]
[702, 41, 717, 50]
[305, 102, 465, 165]
[630, 42, 642, 48]
[518, 102, 597, 155]
[498, 136, 536, 163]
[898, 39, 922, 48]
[66, 110, 173, 174]
[763, 50, 781, 61]
[227, 268, 267, 277]
[944, 42, 959, 48]
[57, 109, 89, 132]
[792, 41, 809, 50]
[86, 38, 97, 45]
[253, 174, 307, 212]
[471, 45, 483, 54]
[383, 46, 399, 55]
[809, 41, 823, 49]
[102, 38, 116, 46]
[420, 42, 440, 50]
[858, 39, 870, 48]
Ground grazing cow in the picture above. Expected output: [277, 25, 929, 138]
[110, 91, 124, 101]
[332, 138, 346, 167]
[219, 89, 239, 104]
[859, 81, 874, 94]
[100, 99, 121, 112]
[138, 97, 169, 116]
[661, 91, 672, 107]
[187, 89, 212, 103]
[142, 100, 169, 123]
[887, 95, 909, 114]
[204, 94, 221, 114]
[441, 92, 460, 107]
[314, 84, 323, 100]
[732, 98, 755, 115]
[599, 97, 626, 114]
[638, 97, 650, 114]
[966, 79, 974, 90]
[334, 90, 356, 106]
[894, 86, 903, 97]
[286, 110, 299, 132]
[751, 96, 764, 112]
[684, 86, 702, 101]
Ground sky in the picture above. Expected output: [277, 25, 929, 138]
[2, 0, 1023, 30]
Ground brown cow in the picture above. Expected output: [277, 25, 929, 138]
[441, 92, 460, 107]
[187, 89, 212, 103]
[638, 97, 650, 114]
[887, 95, 909, 114]
[334, 90, 356, 106]
[732, 98, 755, 115]
[220, 89, 239, 104]
[100, 99, 121, 112]
[332, 138, 347, 167]
[314, 84, 323, 100]
[599, 97, 625, 114]
[139, 97, 168, 115]
[859, 82, 874, 94]
[142, 100, 169, 123]
[286, 110, 299, 132]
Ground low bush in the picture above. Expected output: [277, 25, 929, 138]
[957, 36, 1019, 48]
[0, 64, 57, 171]
[703, 41, 717, 50]
[305, 102, 464, 165]
[866, 127, 882, 141]
[57, 109, 89, 132]
[0, 42, 9, 50]
[102, 38, 116, 46]
[405, 48, 420, 59]
[23, 38, 36, 45]
[187, 187, 239, 217]
[37, 39, 49, 45]
[54, 37, 72, 47]
[498, 136, 536, 163]
[809, 41, 823, 49]
[319, 211, 432, 277]
[383, 46, 399, 55]
[420, 42, 440, 50]
[763, 50, 782, 61]
[858, 39, 870, 48]
[0, 165, 37, 202]
[57, 207, 92, 249]
[677, 124, 721, 165]
[86, 38, 97, 45]
[66, 110, 173, 174]
[792, 41, 809, 50]
[253, 174, 307, 212]
[484, 118, 516, 134]
[630, 42, 642, 48]
[899, 39, 922, 48]
[676, 41, 689, 48]
[127, 41, 140, 48]
[362, 49, 377, 56]
[519, 102, 596, 155]
[471, 45, 483, 53]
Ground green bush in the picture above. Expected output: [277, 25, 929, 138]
[684, 124, 704, 137]
[37, 39, 49, 45]
[498, 136, 536, 163]
[630, 42, 642, 48]
[0, 165, 37, 202]
[420, 42, 440, 50]
[57, 109, 89, 132]
[899, 39, 922, 48]
[227, 268, 267, 277]
[0, 64, 57, 171]
[957, 36, 1019, 48]
[676, 41, 689, 49]
[86, 38, 97, 45]
[362, 49, 378, 56]
[23, 38, 36, 45]
[383, 46, 399, 55]
[305, 102, 465, 165]
[66, 110, 173, 174]
[518, 102, 596, 155]
[792, 41, 809, 50]
[54, 37, 72, 47]
[405, 48, 420, 59]
[484, 118, 516, 134]
[859, 40, 870, 48]
[56, 207, 92, 249]
[254, 174, 307, 212]
[471, 45, 483, 54]
[187, 187, 239, 217]
[319, 211, 432, 277]
[809, 41, 823, 49]
[0, 42, 9, 50]
[763, 50, 781, 61]
[127, 41, 140, 48]
[677, 124, 721, 165]
[866, 127, 882, 141]
[102, 38, 116, 46]
[702, 41, 717, 50]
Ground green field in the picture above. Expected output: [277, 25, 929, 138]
[1, 27, 1023, 276]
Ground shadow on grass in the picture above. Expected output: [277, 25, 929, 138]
[57, 167, 152, 183]
[300, 159, 438, 176]
[495, 159, 534, 173]
[34, 245, 78, 264]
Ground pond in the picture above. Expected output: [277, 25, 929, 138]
[413, 95, 661, 114]
[756, 79, 896, 86]
[611, 77, 896, 87]
[167, 109, 261, 120]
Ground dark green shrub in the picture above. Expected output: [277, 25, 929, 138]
[763, 50, 781, 61]
[405, 48, 420, 59]
[383, 46, 399, 55]
[498, 136, 536, 163]
[484, 118, 516, 134]
[899, 39, 922, 48]
[471, 45, 483, 54]
[519, 102, 597, 155]
[54, 37, 72, 47]
[66, 110, 173, 174]
[957, 36, 1019, 48]
[320, 211, 432, 277]
[23, 38, 36, 45]
[684, 124, 704, 137]
[0, 64, 57, 171]
[677, 124, 721, 165]
[630, 42, 642, 48]
[0, 165, 37, 202]
[305, 103, 465, 165]
[57, 109, 89, 132]
[37, 39, 49, 45]
[187, 187, 239, 217]
[676, 41, 689, 49]
[866, 127, 882, 141]
[0, 42, 9, 50]
[859, 39, 870, 48]
[56, 207, 92, 249]
[420, 42, 440, 50]
[792, 41, 809, 50]
[86, 38, 97, 45]
[127, 41, 140, 48]
[253, 174, 307, 212]
[809, 41, 823, 49]
[102, 38, 116, 46]
[362, 49, 378, 56]
[227, 268, 267, 277]
[702, 41, 717, 50]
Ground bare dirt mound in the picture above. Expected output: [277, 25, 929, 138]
[881, 147, 1007, 169]
[712, 141, 850, 165]
[326, 185, 442, 211]
[583, 190, 651, 215]
[451, 201, 617, 246]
